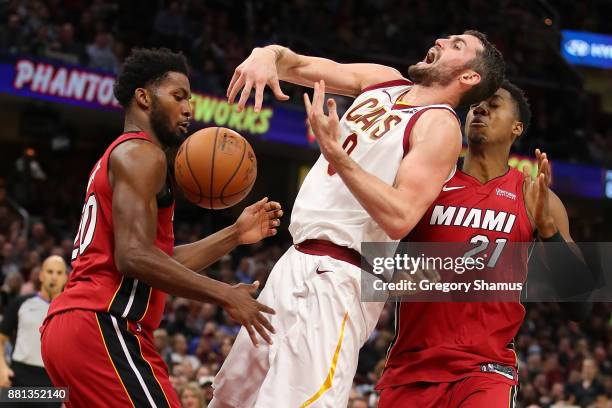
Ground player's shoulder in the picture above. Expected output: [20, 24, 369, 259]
[359, 77, 413, 95]
[411, 107, 461, 137]
[110, 138, 167, 171]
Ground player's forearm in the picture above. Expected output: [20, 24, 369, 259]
[173, 224, 239, 272]
[328, 150, 422, 239]
[261, 45, 362, 96]
[116, 247, 231, 306]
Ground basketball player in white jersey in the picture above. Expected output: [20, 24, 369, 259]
[211, 30, 505, 408]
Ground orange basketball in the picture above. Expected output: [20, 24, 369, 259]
[174, 127, 257, 209]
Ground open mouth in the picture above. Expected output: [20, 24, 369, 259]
[423, 47, 437, 64]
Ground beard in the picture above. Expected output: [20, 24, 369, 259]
[467, 131, 486, 145]
[408, 62, 461, 87]
[150, 97, 184, 148]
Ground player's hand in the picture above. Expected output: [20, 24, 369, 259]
[235, 197, 283, 245]
[224, 281, 276, 347]
[524, 149, 557, 238]
[227, 48, 290, 113]
[303, 80, 342, 158]
[535, 148, 552, 186]
[388, 267, 441, 298]
[0, 365, 14, 387]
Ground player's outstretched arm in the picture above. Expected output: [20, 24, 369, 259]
[524, 150, 594, 318]
[173, 198, 283, 272]
[110, 141, 275, 346]
[227, 45, 404, 112]
[305, 81, 461, 240]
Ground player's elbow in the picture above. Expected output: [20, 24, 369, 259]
[115, 246, 149, 279]
[385, 221, 415, 241]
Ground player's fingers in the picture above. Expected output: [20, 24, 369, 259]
[269, 78, 290, 101]
[327, 98, 339, 121]
[539, 173, 548, 195]
[247, 281, 260, 293]
[257, 312, 276, 334]
[254, 82, 265, 113]
[257, 301, 276, 315]
[540, 158, 552, 186]
[522, 164, 531, 182]
[228, 72, 246, 104]
[237, 79, 254, 112]
[253, 319, 273, 345]
[245, 323, 259, 347]
[424, 268, 441, 283]
[267, 209, 283, 220]
[227, 69, 240, 99]
[268, 218, 280, 228]
[313, 80, 325, 114]
[303, 92, 313, 117]
[264, 200, 281, 212]
[310, 82, 320, 114]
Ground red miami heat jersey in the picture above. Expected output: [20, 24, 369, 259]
[46, 132, 174, 332]
[377, 167, 534, 389]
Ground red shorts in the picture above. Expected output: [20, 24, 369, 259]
[41, 309, 179, 408]
[378, 376, 517, 408]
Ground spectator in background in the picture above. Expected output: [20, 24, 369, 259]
[180, 381, 205, 408]
[153, 328, 172, 366]
[0, 271, 23, 313]
[0, 14, 27, 55]
[1, 244, 19, 279]
[349, 397, 369, 408]
[171, 333, 200, 372]
[19, 266, 40, 295]
[86, 32, 118, 72]
[47, 22, 85, 64]
[568, 358, 607, 406]
[0, 256, 67, 394]
[153, 1, 185, 49]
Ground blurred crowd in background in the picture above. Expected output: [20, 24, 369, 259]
[1, 0, 611, 164]
[1, 0, 612, 407]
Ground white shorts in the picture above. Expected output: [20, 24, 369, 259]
[210, 244, 385, 408]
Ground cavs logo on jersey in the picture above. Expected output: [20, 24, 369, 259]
[430, 205, 516, 233]
[344, 98, 402, 139]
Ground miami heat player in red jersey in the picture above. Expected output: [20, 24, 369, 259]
[377, 82, 577, 407]
[41, 48, 281, 408]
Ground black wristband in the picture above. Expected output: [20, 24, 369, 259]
[541, 230, 563, 242]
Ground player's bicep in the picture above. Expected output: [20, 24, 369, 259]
[395, 112, 462, 210]
[110, 143, 166, 266]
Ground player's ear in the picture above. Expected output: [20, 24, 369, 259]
[511, 121, 524, 142]
[459, 70, 481, 87]
[134, 87, 150, 110]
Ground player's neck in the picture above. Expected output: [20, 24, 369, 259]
[123, 115, 162, 147]
[462, 146, 510, 183]
[399, 84, 459, 107]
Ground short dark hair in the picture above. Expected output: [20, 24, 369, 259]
[113, 48, 189, 107]
[500, 80, 531, 136]
[458, 30, 505, 108]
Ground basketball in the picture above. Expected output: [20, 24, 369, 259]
[174, 127, 257, 209]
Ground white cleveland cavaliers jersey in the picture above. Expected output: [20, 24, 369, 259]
[289, 79, 457, 252]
